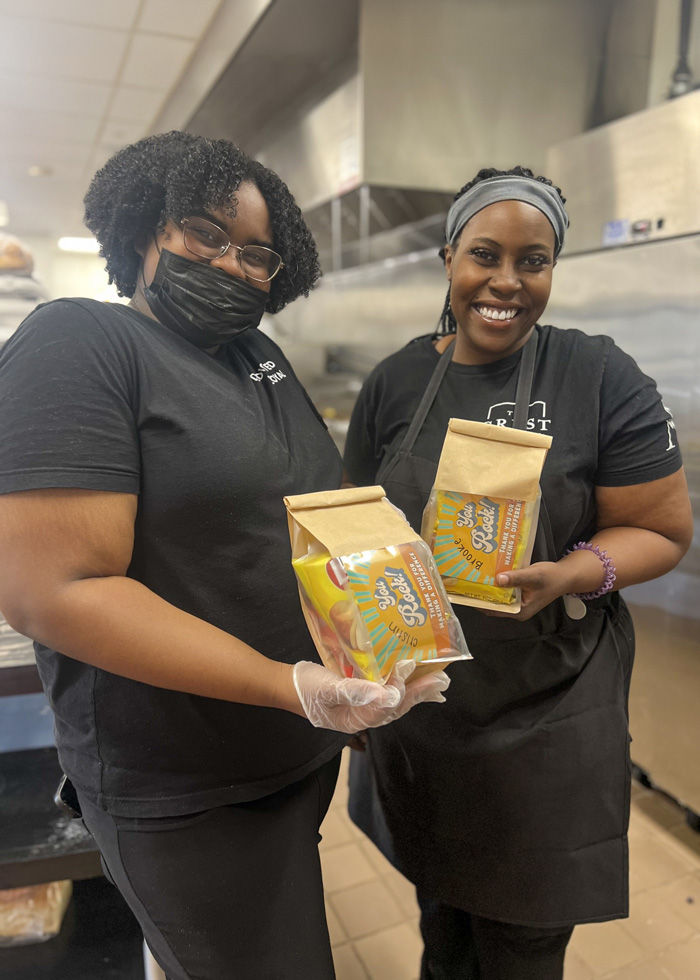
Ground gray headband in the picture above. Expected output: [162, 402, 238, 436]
[445, 175, 569, 256]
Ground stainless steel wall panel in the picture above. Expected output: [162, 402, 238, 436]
[547, 237, 700, 520]
[627, 604, 700, 815]
[547, 89, 700, 254]
[273, 246, 447, 347]
[547, 237, 700, 814]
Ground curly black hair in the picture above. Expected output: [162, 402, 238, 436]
[83, 131, 320, 313]
[436, 165, 566, 336]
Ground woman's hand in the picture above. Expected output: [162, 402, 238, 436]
[489, 561, 571, 621]
[292, 659, 450, 734]
[493, 548, 615, 620]
[489, 470, 693, 622]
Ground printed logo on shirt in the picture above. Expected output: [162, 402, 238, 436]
[663, 404, 677, 452]
[485, 400, 552, 433]
[249, 360, 287, 385]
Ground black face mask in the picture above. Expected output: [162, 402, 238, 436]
[143, 249, 269, 348]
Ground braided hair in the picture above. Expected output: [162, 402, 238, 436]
[83, 131, 320, 314]
[435, 166, 566, 336]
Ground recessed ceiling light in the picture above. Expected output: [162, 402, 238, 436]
[57, 237, 100, 253]
[28, 165, 53, 178]
[0, 201, 9, 227]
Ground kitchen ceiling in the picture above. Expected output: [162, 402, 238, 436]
[0, 0, 268, 240]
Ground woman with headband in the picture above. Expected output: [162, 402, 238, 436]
[343, 166, 692, 979]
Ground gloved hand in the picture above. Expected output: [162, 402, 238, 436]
[292, 658, 450, 734]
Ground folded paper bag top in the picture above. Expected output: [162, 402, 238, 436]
[285, 486, 471, 682]
[422, 420, 553, 614]
[435, 419, 552, 502]
[284, 485, 418, 558]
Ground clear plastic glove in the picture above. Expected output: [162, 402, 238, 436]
[293, 658, 450, 734]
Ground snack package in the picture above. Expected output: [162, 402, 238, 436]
[285, 486, 471, 683]
[421, 419, 552, 614]
[0, 881, 72, 946]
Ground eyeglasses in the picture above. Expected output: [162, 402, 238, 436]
[181, 216, 284, 283]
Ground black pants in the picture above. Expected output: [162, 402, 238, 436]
[418, 889, 573, 980]
[78, 755, 341, 980]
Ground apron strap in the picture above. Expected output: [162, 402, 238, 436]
[513, 330, 538, 429]
[510, 331, 558, 564]
[536, 495, 557, 561]
[396, 342, 454, 457]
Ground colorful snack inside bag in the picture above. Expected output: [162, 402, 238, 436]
[285, 486, 470, 684]
[421, 419, 552, 614]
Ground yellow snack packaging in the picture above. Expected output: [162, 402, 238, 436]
[421, 419, 552, 613]
[285, 486, 471, 683]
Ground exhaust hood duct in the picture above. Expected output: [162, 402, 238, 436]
[669, 0, 696, 97]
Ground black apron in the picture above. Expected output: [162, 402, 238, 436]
[349, 333, 634, 927]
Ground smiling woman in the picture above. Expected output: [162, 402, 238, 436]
[442, 198, 555, 363]
[434, 166, 568, 365]
[343, 165, 693, 980]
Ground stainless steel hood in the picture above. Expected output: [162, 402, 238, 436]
[187, 0, 359, 160]
[187, 0, 613, 250]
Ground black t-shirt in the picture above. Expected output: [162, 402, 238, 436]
[0, 299, 346, 815]
[345, 326, 682, 557]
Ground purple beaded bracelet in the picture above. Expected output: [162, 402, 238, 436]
[566, 542, 617, 600]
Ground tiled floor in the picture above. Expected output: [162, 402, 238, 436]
[323, 751, 700, 980]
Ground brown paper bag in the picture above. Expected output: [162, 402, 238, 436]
[421, 419, 552, 613]
[285, 486, 470, 682]
[0, 881, 72, 946]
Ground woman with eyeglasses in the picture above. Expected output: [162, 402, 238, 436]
[0, 131, 448, 980]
